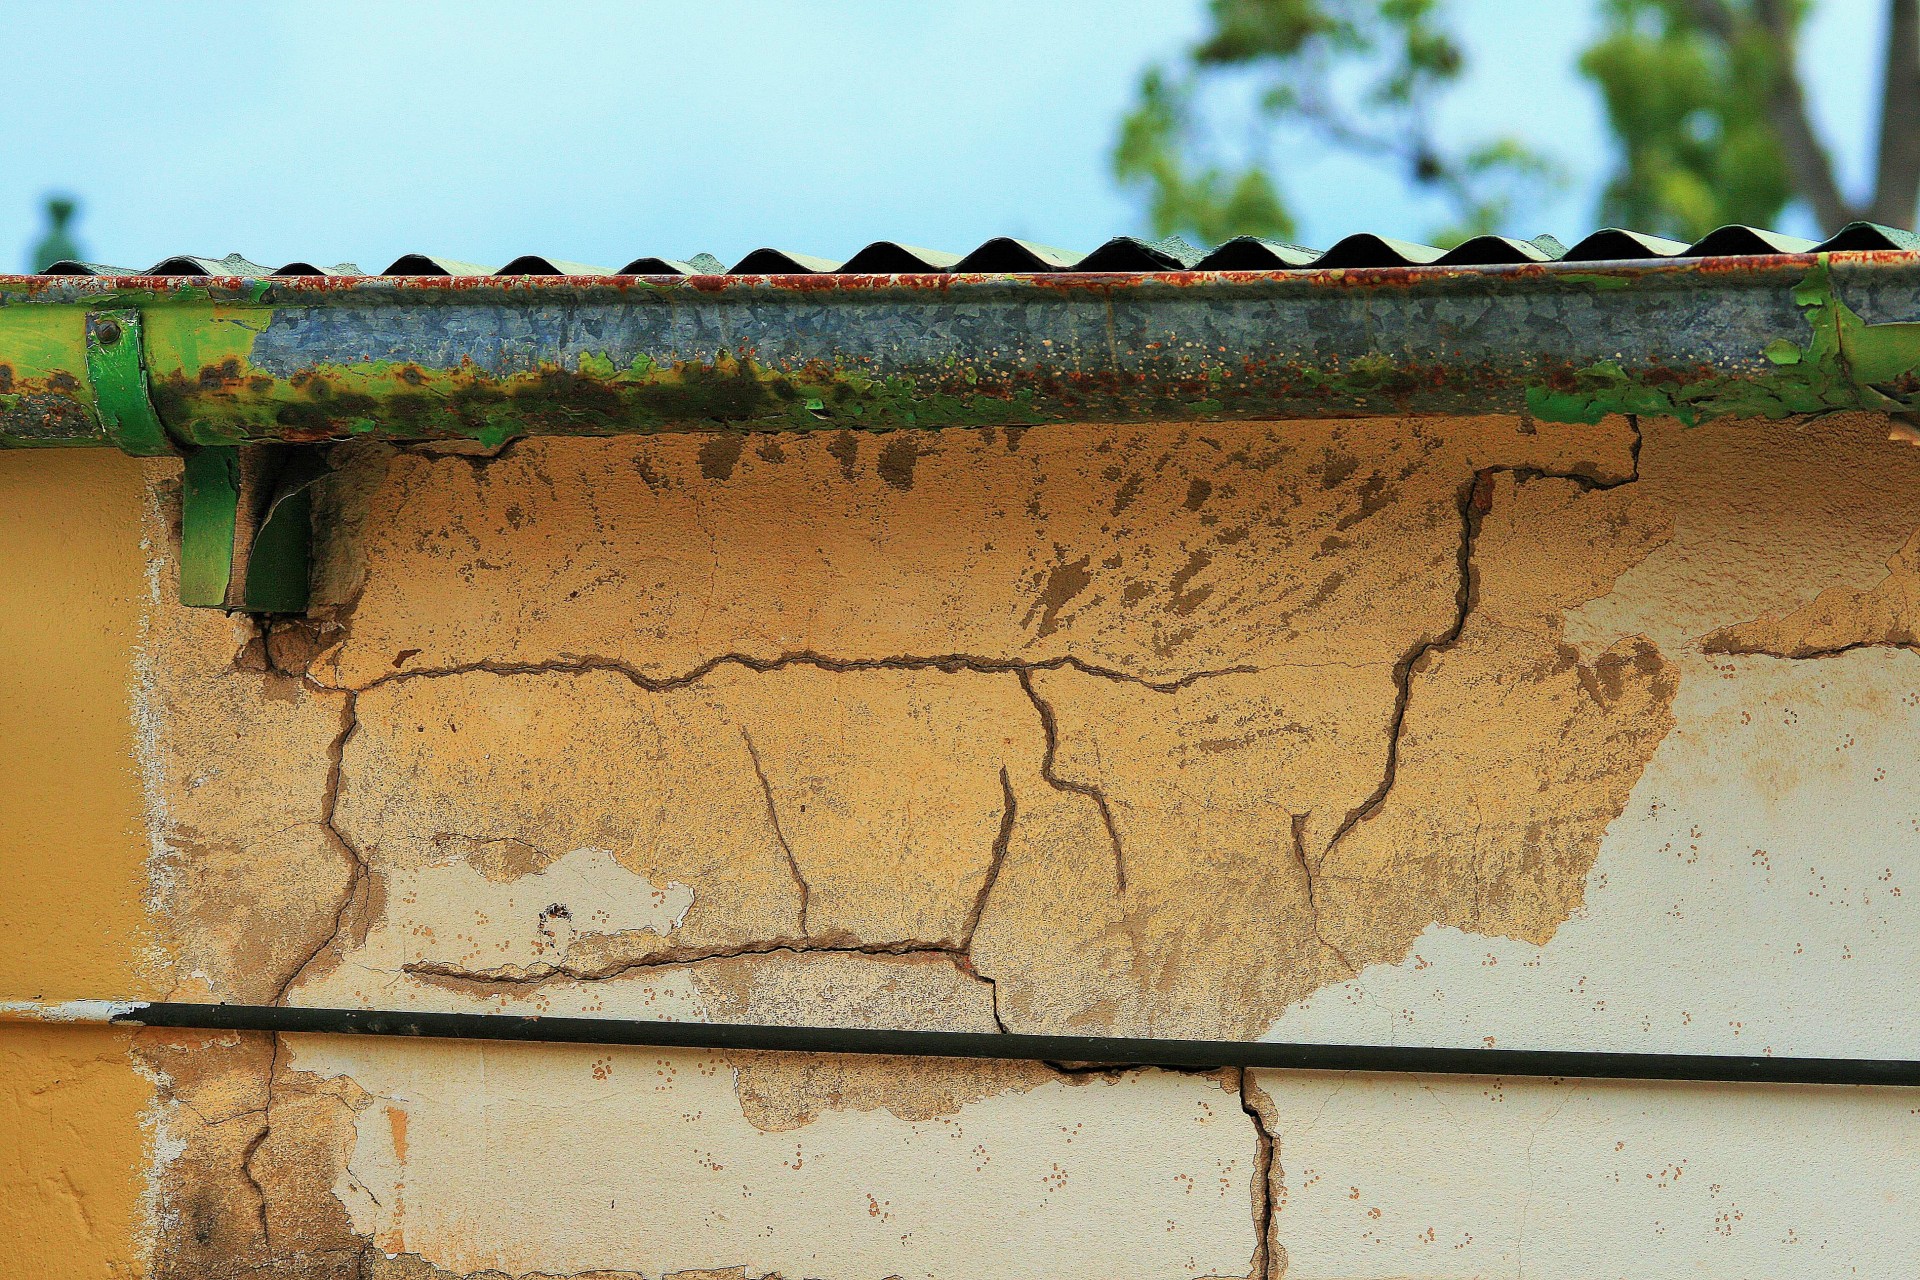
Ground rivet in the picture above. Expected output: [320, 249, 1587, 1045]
[95, 318, 122, 345]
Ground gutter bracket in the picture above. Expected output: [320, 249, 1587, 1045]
[179, 446, 240, 607]
[83, 309, 175, 456]
[181, 443, 325, 614]
[83, 305, 322, 614]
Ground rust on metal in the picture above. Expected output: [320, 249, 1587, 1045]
[0, 252, 1917, 449]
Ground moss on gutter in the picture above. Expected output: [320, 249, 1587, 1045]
[1527, 257, 1920, 425]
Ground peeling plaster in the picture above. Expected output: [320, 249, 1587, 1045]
[288, 1036, 1258, 1280]
[118, 414, 1920, 1278]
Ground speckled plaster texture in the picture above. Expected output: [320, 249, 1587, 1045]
[130, 413, 1920, 1278]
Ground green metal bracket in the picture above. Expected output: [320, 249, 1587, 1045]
[243, 448, 326, 614]
[179, 443, 324, 614]
[84, 309, 175, 456]
[179, 446, 240, 607]
[88, 303, 322, 613]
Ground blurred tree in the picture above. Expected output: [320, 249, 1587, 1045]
[1584, 0, 1918, 236]
[1116, 0, 1920, 245]
[29, 195, 82, 271]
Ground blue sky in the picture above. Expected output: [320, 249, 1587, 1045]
[0, 0, 1887, 271]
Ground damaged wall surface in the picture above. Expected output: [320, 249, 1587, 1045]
[5, 409, 1920, 1278]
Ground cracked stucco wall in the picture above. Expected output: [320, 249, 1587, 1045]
[7, 409, 1920, 1278]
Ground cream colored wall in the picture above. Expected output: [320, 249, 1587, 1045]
[9, 414, 1920, 1278]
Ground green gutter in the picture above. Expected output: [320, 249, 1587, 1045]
[1, 255, 1917, 452]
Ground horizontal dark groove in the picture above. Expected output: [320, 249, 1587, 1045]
[107, 1002, 1920, 1086]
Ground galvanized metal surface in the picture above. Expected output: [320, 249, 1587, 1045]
[2, 252, 1919, 449]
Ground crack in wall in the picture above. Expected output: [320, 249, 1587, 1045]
[740, 726, 810, 938]
[1017, 668, 1129, 894]
[1315, 469, 1489, 867]
[153, 420, 1669, 1277]
[345, 646, 1278, 700]
[1239, 1069, 1277, 1280]
[238, 1033, 279, 1256]
[275, 687, 368, 1004]
[961, 768, 1017, 950]
[1289, 812, 1355, 976]
[401, 939, 977, 989]
[1702, 634, 1920, 660]
[1311, 433, 1646, 921]
[976, 967, 1012, 1035]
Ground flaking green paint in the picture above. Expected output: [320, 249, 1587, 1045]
[1528, 257, 1920, 425]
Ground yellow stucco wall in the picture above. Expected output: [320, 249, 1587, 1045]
[0, 450, 157, 1278]
[9, 415, 1920, 1278]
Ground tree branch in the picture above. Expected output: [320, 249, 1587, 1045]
[1676, 0, 1739, 40]
[1868, 0, 1920, 227]
[1754, 0, 1863, 232]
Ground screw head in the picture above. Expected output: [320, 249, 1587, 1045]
[95, 318, 122, 345]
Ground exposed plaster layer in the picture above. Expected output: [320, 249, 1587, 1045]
[689, 950, 1049, 1134]
[973, 469, 1675, 1039]
[133, 1029, 275, 1277]
[126, 414, 1920, 1278]
[1563, 411, 1920, 655]
[312, 664, 1034, 985]
[1700, 522, 1920, 658]
[1254, 1069, 1920, 1279]
[1313, 473, 1678, 967]
[289, 1034, 1257, 1280]
[1269, 412, 1920, 1059]
[136, 485, 357, 1004]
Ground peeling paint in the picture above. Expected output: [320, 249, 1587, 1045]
[28, 408, 1920, 1277]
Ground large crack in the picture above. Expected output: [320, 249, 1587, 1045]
[346, 646, 1276, 699]
[961, 767, 1017, 949]
[1239, 1069, 1277, 1280]
[1017, 668, 1129, 894]
[284, 433, 1647, 1010]
[1290, 811, 1355, 975]
[1702, 633, 1920, 660]
[274, 686, 368, 1004]
[1314, 469, 1490, 865]
[1308, 425, 1645, 961]
[402, 938, 976, 988]
[740, 726, 810, 937]
[238, 1033, 280, 1256]
[194, 425, 1663, 1277]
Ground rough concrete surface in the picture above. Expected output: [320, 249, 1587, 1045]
[124, 413, 1920, 1277]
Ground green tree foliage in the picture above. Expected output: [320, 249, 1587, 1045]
[1582, 3, 1794, 235]
[1117, 0, 1920, 245]
[1113, 0, 1559, 246]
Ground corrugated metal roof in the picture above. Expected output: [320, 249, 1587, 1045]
[36, 223, 1920, 277]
